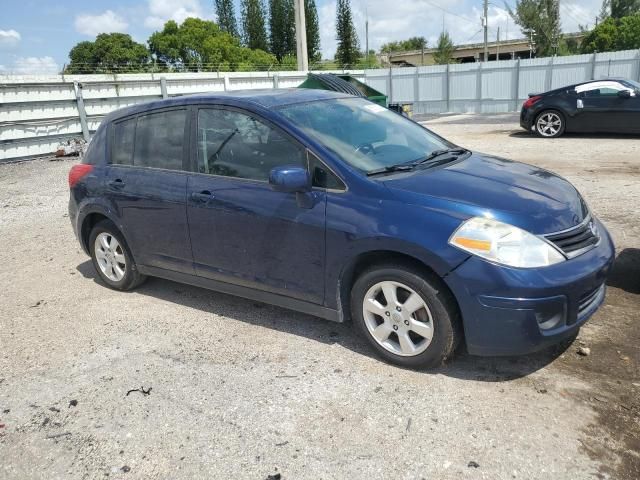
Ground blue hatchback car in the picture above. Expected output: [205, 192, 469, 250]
[69, 89, 615, 368]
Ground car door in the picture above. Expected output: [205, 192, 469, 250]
[186, 106, 327, 304]
[105, 108, 194, 274]
[574, 81, 634, 133]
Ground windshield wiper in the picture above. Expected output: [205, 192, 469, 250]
[366, 163, 417, 176]
[412, 148, 469, 167]
[366, 148, 469, 177]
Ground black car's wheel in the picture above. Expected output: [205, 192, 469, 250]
[351, 263, 461, 369]
[89, 219, 146, 291]
[534, 110, 565, 138]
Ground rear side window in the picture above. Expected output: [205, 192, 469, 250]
[134, 110, 187, 170]
[111, 118, 135, 165]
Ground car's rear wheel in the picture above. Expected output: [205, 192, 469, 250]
[351, 264, 460, 369]
[535, 110, 565, 138]
[89, 220, 146, 291]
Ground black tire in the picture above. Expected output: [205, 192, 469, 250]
[534, 110, 566, 138]
[350, 263, 461, 369]
[89, 219, 146, 291]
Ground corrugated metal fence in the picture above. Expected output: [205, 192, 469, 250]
[2, 49, 640, 161]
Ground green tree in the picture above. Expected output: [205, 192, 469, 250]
[580, 14, 640, 53]
[380, 37, 427, 53]
[269, 0, 296, 61]
[580, 17, 619, 52]
[507, 0, 562, 57]
[335, 0, 360, 67]
[66, 33, 149, 73]
[357, 49, 380, 68]
[305, 0, 322, 63]
[611, 0, 640, 18]
[149, 17, 276, 71]
[617, 13, 640, 47]
[214, 0, 239, 37]
[241, 0, 269, 51]
[433, 31, 456, 64]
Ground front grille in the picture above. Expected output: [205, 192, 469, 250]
[576, 284, 606, 322]
[545, 218, 599, 258]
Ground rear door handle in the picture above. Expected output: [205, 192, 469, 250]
[108, 179, 125, 189]
[191, 191, 214, 203]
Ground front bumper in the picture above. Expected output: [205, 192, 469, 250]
[445, 219, 615, 356]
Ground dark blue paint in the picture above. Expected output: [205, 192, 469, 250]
[69, 89, 616, 356]
[268, 166, 311, 193]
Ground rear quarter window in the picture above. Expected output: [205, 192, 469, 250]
[82, 123, 107, 165]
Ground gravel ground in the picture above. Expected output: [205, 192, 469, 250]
[0, 113, 638, 480]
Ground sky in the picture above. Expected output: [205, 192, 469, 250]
[0, 0, 603, 74]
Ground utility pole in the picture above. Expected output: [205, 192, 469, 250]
[483, 0, 488, 62]
[496, 26, 500, 61]
[365, 9, 369, 68]
[526, 28, 536, 59]
[294, 0, 308, 71]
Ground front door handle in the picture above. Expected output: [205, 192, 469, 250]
[191, 191, 214, 203]
[108, 179, 125, 189]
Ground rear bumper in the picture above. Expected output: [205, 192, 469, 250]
[520, 108, 535, 131]
[445, 218, 615, 356]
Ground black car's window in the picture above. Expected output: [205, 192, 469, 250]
[133, 110, 187, 170]
[111, 117, 135, 166]
[197, 109, 305, 181]
[577, 81, 631, 98]
[309, 151, 345, 190]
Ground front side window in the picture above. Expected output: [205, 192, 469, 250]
[278, 98, 451, 174]
[197, 109, 305, 181]
[133, 109, 187, 170]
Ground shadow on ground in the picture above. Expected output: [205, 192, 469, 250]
[77, 260, 574, 382]
[607, 248, 640, 294]
[509, 130, 640, 140]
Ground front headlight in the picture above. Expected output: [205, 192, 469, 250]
[449, 217, 565, 268]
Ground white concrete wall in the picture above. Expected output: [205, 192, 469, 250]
[2, 49, 640, 160]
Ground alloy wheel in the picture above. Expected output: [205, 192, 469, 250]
[362, 281, 434, 357]
[94, 232, 126, 282]
[536, 112, 562, 137]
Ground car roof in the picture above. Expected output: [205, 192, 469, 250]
[104, 88, 351, 122]
[543, 78, 632, 95]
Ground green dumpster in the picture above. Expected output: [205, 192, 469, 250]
[298, 73, 388, 107]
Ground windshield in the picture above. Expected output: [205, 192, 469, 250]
[278, 97, 451, 174]
[623, 79, 640, 91]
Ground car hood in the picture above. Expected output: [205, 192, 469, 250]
[382, 153, 588, 234]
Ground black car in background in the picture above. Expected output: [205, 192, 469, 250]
[520, 79, 640, 138]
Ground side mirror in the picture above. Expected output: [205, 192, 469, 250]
[618, 89, 631, 99]
[269, 166, 311, 193]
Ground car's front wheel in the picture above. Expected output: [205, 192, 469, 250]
[89, 219, 146, 291]
[535, 110, 565, 138]
[351, 264, 461, 369]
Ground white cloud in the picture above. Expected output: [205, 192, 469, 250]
[10, 56, 59, 75]
[0, 29, 21, 48]
[319, 0, 601, 58]
[74, 10, 129, 37]
[144, 0, 206, 29]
